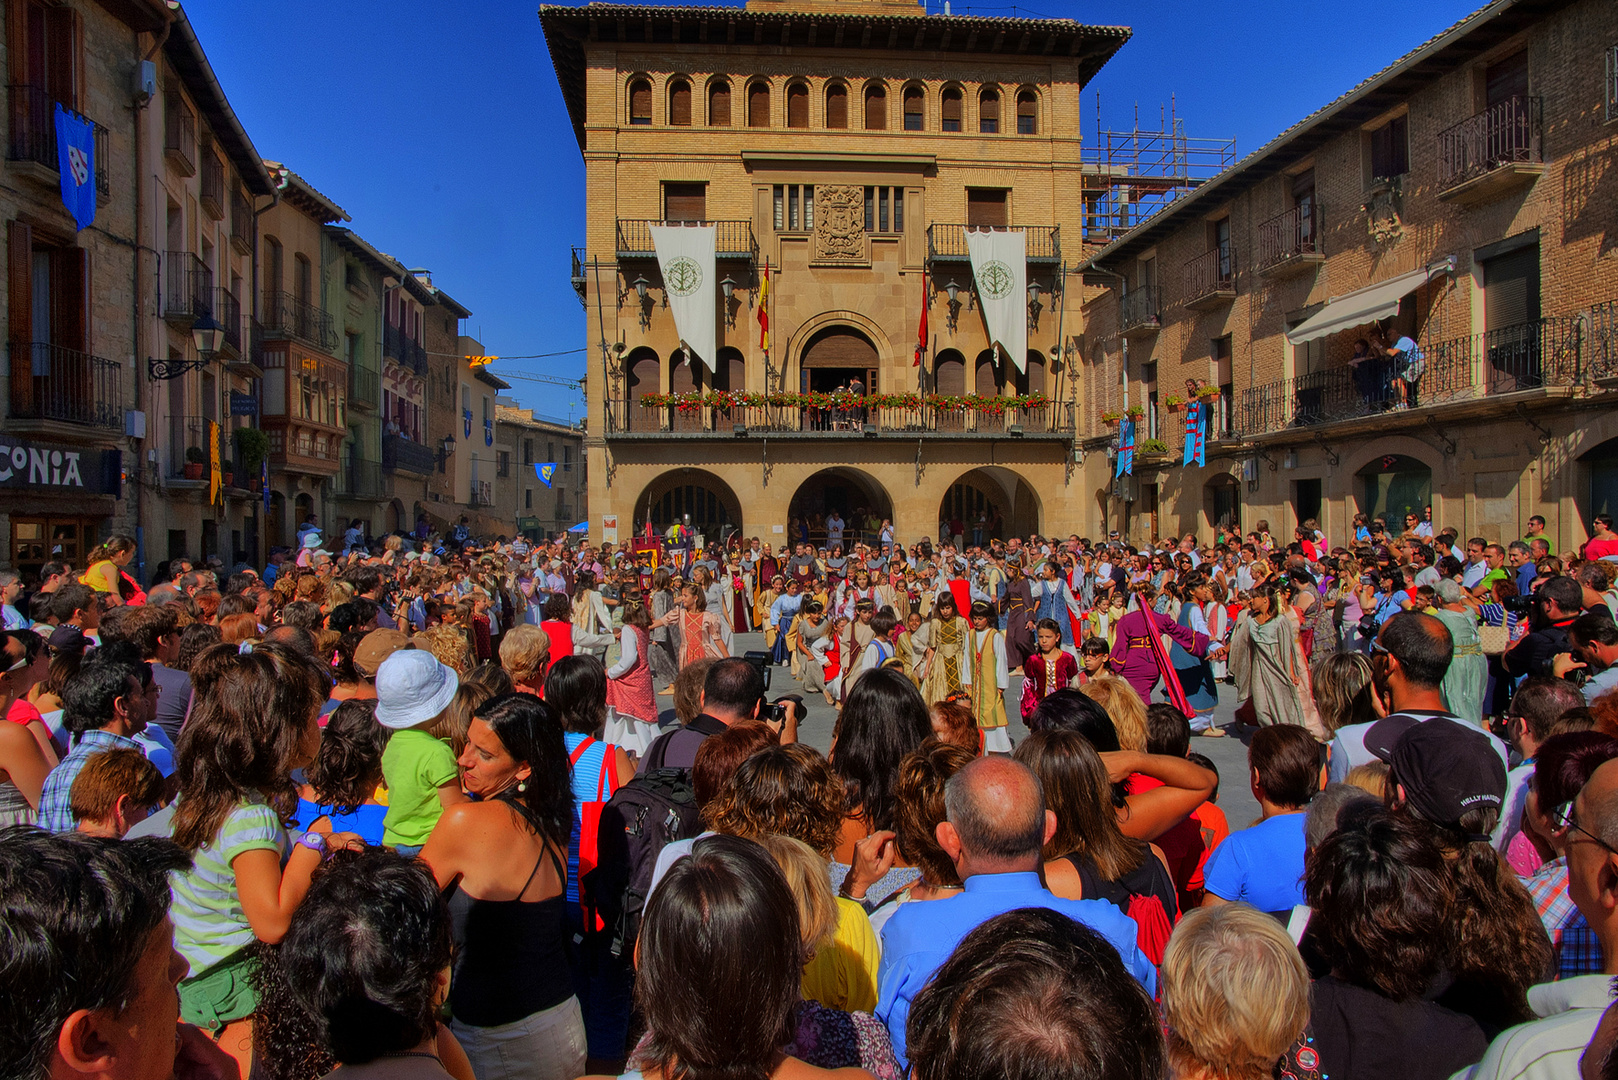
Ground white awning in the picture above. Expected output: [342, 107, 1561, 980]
[1285, 265, 1442, 345]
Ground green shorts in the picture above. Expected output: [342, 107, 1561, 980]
[178, 949, 258, 1031]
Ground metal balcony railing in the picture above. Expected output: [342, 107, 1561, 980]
[615, 219, 758, 262]
[200, 152, 224, 218]
[215, 289, 241, 355]
[7, 85, 108, 197]
[1119, 286, 1163, 333]
[336, 454, 385, 499]
[1234, 314, 1584, 435]
[605, 399, 1074, 438]
[571, 246, 587, 304]
[1257, 203, 1322, 270]
[164, 252, 213, 323]
[1183, 246, 1236, 305]
[7, 344, 122, 430]
[166, 414, 207, 479]
[350, 364, 380, 410]
[230, 190, 254, 255]
[1437, 96, 1543, 190]
[261, 289, 338, 353]
[163, 91, 195, 176]
[927, 224, 1061, 263]
[382, 432, 436, 475]
[1593, 299, 1618, 380]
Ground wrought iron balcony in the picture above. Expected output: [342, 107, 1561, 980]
[230, 190, 254, 255]
[200, 152, 224, 219]
[615, 219, 757, 263]
[336, 454, 385, 499]
[382, 432, 436, 475]
[1437, 96, 1544, 204]
[164, 252, 213, 325]
[261, 289, 338, 353]
[7, 85, 108, 199]
[1183, 247, 1236, 310]
[215, 289, 242, 358]
[1119, 286, 1163, 338]
[1257, 203, 1323, 276]
[604, 398, 1074, 439]
[571, 246, 588, 305]
[927, 224, 1061, 264]
[8, 344, 122, 430]
[163, 91, 195, 176]
[349, 364, 380, 411]
[166, 414, 206, 479]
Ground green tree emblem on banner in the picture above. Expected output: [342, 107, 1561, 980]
[666, 257, 703, 297]
[978, 260, 1014, 300]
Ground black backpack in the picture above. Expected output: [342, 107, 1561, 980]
[583, 731, 702, 958]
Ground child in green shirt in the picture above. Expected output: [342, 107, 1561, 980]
[374, 649, 467, 850]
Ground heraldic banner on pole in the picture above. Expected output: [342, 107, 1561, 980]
[964, 229, 1026, 373]
[649, 224, 717, 374]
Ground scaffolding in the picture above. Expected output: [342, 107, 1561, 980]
[1080, 97, 1237, 246]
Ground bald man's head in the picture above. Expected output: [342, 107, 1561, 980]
[944, 756, 1046, 866]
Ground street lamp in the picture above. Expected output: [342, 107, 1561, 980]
[632, 275, 650, 302]
[943, 279, 962, 332]
[191, 312, 224, 356]
[1027, 281, 1043, 329]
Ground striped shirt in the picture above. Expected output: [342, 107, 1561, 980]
[168, 796, 287, 976]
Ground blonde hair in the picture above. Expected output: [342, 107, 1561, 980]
[757, 834, 837, 963]
[1344, 760, 1389, 800]
[1080, 673, 1148, 752]
[499, 624, 551, 687]
[1161, 905, 1310, 1080]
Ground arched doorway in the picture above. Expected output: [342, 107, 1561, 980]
[801, 326, 878, 432]
[939, 467, 1040, 545]
[1204, 475, 1240, 534]
[637, 468, 741, 546]
[668, 350, 704, 433]
[1357, 453, 1432, 524]
[625, 347, 659, 432]
[293, 492, 314, 544]
[387, 499, 405, 534]
[933, 349, 966, 431]
[710, 347, 747, 431]
[1583, 437, 1618, 520]
[788, 467, 893, 549]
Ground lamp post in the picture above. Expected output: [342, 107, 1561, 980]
[147, 312, 223, 380]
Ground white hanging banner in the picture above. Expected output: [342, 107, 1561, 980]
[649, 224, 717, 373]
[965, 228, 1027, 373]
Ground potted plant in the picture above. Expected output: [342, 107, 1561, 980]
[183, 446, 206, 480]
[220, 459, 236, 488]
[235, 427, 269, 481]
[1125, 405, 1145, 421]
[1196, 383, 1222, 401]
[1100, 411, 1122, 427]
[1164, 394, 1186, 413]
[1137, 438, 1170, 455]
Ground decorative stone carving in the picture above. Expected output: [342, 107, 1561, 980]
[1361, 176, 1404, 246]
[813, 184, 867, 263]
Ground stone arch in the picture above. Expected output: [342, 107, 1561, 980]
[635, 468, 742, 540]
[1203, 473, 1241, 533]
[624, 346, 660, 432]
[387, 498, 405, 534]
[1340, 433, 1446, 526]
[787, 466, 895, 549]
[787, 311, 896, 387]
[1355, 453, 1433, 527]
[937, 466, 1041, 542]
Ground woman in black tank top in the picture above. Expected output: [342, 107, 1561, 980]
[420, 693, 586, 1080]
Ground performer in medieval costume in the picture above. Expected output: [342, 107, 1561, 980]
[1029, 560, 1079, 653]
[1002, 557, 1038, 670]
[919, 590, 971, 707]
[767, 578, 804, 666]
[1227, 579, 1320, 734]
[675, 582, 729, 666]
[967, 600, 1011, 753]
[648, 567, 681, 695]
[605, 599, 660, 756]
[1109, 581, 1209, 713]
[1169, 576, 1226, 736]
[838, 598, 877, 698]
[725, 557, 751, 633]
[1020, 617, 1078, 720]
[694, 566, 733, 654]
[896, 609, 927, 686]
[755, 575, 784, 651]
[795, 602, 835, 704]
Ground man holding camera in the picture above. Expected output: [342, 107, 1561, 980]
[1553, 612, 1618, 704]
[1505, 576, 1612, 680]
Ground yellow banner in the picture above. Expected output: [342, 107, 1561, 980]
[208, 420, 221, 504]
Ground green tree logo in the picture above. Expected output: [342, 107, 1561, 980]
[979, 260, 1014, 300]
[666, 257, 703, 297]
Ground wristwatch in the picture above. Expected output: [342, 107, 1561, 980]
[295, 831, 329, 855]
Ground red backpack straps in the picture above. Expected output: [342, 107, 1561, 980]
[568, 737, 595, 769]
[597, 744, 620, 801]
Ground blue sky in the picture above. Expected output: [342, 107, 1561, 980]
[187, 0, 1480, 417]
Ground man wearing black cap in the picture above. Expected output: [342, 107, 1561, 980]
[1328, 612, 1510, 784]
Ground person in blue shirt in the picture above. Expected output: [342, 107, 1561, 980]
[1201, 723, 1318, 917]
[767, 579, 805, 665]
[876, 755, 1155, 1068]
[295, 698, 389, 846]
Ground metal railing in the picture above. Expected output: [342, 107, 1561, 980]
[615, 219, 758, 261]
[605, 399, 1074, 437]
[382, 432, 436, 474]
[571, 246, 587, 304]
[1437, 96, 1543, 190]
[230, 190, 254, 254]
[1183, 246, 1235, 304]
[7, 344, 122, 430]
[7, 85, 108, 196]
[166, 414, 206, 479]
[215, 289, 241, 355]
[1235, 314, 1583, 434]
[1257, 203, 1322, 270]
[163, 91, 195, 175]
[927, 224, 1061, 263]
[401, 335, 427, 375]
[261, 289, 338, 352]
[350, 364, 380, 409]
[164, 253, 213, 322]
[1119, 286, 1163, 333]
[200, 151, 224, 216]
[1593, 299, 1618, 379]
[336, 454, 384, 499]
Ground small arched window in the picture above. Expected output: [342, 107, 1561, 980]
[902, 85, 924, 131]
[941, 87, 962, 132]
[1017, 90, 1037, 135]
[979, 88, 1000, 133]
[708, 80, 731, 127]
[826, 83, 848, 129]
[668, 79, 691, 125]
[864, 83, 887, 130]
[786, 82, 809, 128]
[747, 81, 770, 127]
[628, 78, 652, 125]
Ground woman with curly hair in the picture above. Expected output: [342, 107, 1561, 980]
[168, 642, 360, 1075]
[419, 693, 585, 1080]
[864, 739, 975, 934]
[296, 698, 389, 845]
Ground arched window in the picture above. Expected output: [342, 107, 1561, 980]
[747, 81, 770, 127]
[864, 83, 887, 130]
[708, 80, 731, 127]
[668, 79, 691, 125]
[1017, 90, 1037, 135]
[628, 78, 652, 125]
[786, 82, 809, 128]
[979, 87, 1000, 134]
[903, 85, 924, 131]
[941, 87, 962, 132]
[825, 83, 848, 129]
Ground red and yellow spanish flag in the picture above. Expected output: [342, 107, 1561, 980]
[914, 269, 928, 366]
[757, 261, 770, 353]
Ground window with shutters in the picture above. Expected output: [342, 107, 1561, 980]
[563, 445, 573, 472]
[1607, 45, 1618, 122]
[628, 78, 652, 125]
[979, 88, 1001, 133]
[903, 85, 924, 131]
[708, 80, 731, 126]
[863, 187, 903, 234]
[1482, 241, 1541, 332]
[1366, 113, 1409, 184]
[941, 87, 963, 132]
[668, 78, 692, 125]
[965, 188, 1008, 228]
[522, 439, 533, 465]
[825, 83, 848, 129]
[1485, 50, 1528, 109]
[863, 83, 887, 130]
[1017, 90, 1037, 134]
[773, 185, 815, 232]
[664, 182, 706, 223]
[525, 488, 532, 510]
[8, 0, 84, 164]
[786, 82, 809, 128]
[497, 450, 511, 477]
[747, 81, 770, 127]
[8, 220, 96, 426]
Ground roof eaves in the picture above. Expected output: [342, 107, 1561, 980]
[164, 7, 274, 195]
[474, 368, 511, 390]
[429, 287, 473, 319]
[264, 162, 351, 224]
[325, 227, 407, 278]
